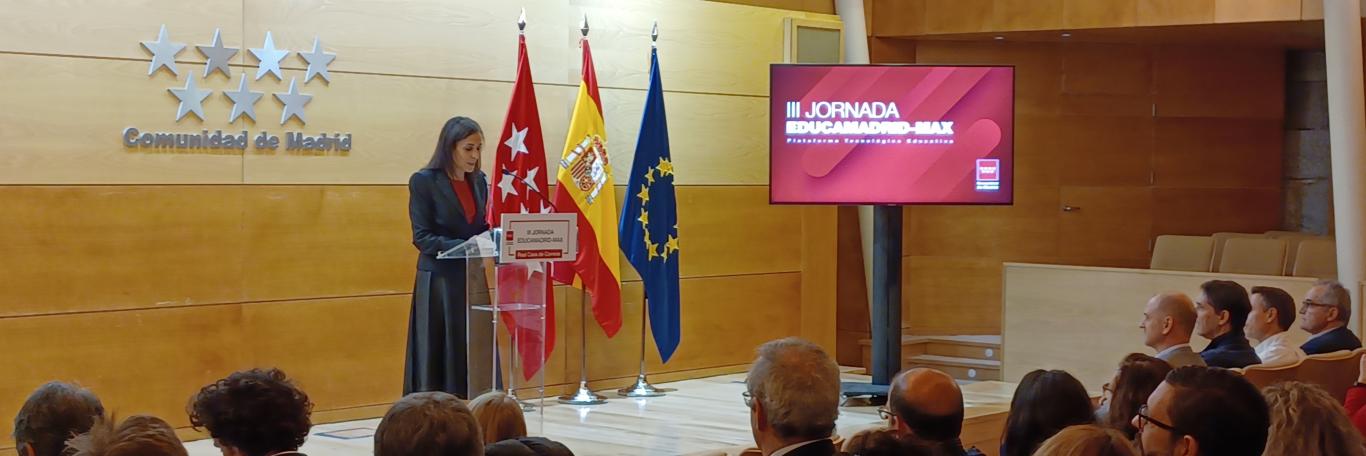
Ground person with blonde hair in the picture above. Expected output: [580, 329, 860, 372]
[1030, 425, 1136, 456]
[66, 415, 187, 456]
[468, 391, 573, 456]
[1263, 381, 1366, 456]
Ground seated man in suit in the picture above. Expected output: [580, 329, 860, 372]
[1139, 292, 1207, 368]
[1246, 286, 1304, 367]
[1300, 279, 1363, 355]
[1194, 280, 1261, 369]
[745, 337, 842, 456]
[885, 368, 985, 456]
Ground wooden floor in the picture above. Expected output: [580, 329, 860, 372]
[184, 373, 1014, 456]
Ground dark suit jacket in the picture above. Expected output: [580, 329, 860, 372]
[1302, 325, 1363, 355]
[1200, 332, 1261, 369]
[785, 439, 840, 456]
[408, 168, 489, 271]
[485, 437, 575, 456]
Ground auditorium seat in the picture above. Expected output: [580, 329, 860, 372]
[1238, 360, 1302, 390]
[1210, 232, 1264, 271]
[1215, 238, 1287, 276]
[1296, 349, 1365, 403]
[1150, 235, 1214, 272]
[1291, 238, 1337, 278]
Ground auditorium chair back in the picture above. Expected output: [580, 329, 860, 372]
[1216, 237, 1287, 276]
[1297, 348, 1366, 403]
[1291, 238, 1337, 278]
[1210, 232, 1264, 271]
[1238, 360, 1303, 391]
[1150, 235, 1214, 272]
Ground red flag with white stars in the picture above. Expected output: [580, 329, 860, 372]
[488, 34, 554, 381]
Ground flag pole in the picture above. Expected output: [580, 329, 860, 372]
[558, 286, 608, 405]
[556, 13, 609, 408]
[502, 8, 538, 413]
[618, 20, 671, 398]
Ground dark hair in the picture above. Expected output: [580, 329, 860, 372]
[1164, 366, 1269, 456]
[887, 393, 963, 443]
[424, 116, 483, 175]
[1200, 280, 1251, 335]
[1250, 286, 1297, 332]
[66, 415, 187, 456]
[187, 368, 313, 456]
[1001, 370, 1095, 456]
[1104, 354, 1172, 439]
[374, 392, 482, 456]
[844, 428, 930, 456]
[13, 381, 105, 456]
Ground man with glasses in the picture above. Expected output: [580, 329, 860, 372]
[1131, 366, 1268, 456]
[1193, 280, 1260, 369]
[743, 337, 842, 456]
[1299, 279, 1363, 355]
[879, 368, 985, 456]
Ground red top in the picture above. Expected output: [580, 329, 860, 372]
[1347, 385, 1366, 437]
[450, 176, 476, 224]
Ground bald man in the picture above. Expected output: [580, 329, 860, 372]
[1139, 292, 1207, 368]
[885, 368, 985, 456]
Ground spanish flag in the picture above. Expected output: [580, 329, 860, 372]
[551, 36, 622, 337]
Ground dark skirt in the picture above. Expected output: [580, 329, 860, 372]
[403, 262, 472, 397]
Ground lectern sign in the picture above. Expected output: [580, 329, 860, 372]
[499, 213, 578, 264]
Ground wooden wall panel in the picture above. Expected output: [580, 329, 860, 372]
[0, 186, 247, 317]
[0, 0, 241, 58]
[1151, 188, 1283, 235]
[902, 256, 1004, 334]
[922, 0, 995, 35]
[1153, 47, 1285, 119]
[1054, 117, 1153, 187]
[241, 186, 413, 301]
[870, 0, 926, 37]
[1062, 0, 1139, 29]
[1213, 0, 1302, 23]
[905, 187, 1060, 260]
[672, 186, 804, 278]
[708, 0, 837, 14]
[1152, 118, 1283, 189]
[994, 0, 1064, 32]
[1057, 187, 1154, 263]
[1137, 0, 1216, 26]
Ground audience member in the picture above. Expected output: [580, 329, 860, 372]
[187, 368, 313, 456]
[1344, 355, 1366, 438]
[1193, 280, 1260, 368]
[374, 391, 482, 456]
[1245, 286, 1304, 367]
[469, 391, 573, 456]
[1095, 354, 1170, 439]
[884, 368, 984, 456]
[842, 427, 918, 456]
[1000, 370, 1094, 456]
[744, 337, 842, 456]
[1029, 425, 1137, 456]
[1138, 293, 1206, 368]
[1263, 381, 1365, 456]
[1299, 279, 1363, 355]
[12, 381, 105, 456]
[1131, 366, 1268, 456]
[66, 415, 187, 456]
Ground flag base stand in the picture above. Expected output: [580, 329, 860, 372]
[617, 374, 671, 397]
[559, 288, 608, 406]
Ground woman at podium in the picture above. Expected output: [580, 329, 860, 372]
[404, 116, 490, 397]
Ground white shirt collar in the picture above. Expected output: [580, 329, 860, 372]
[1155, 343, 1191, 359]
[770, 439, 828, 456]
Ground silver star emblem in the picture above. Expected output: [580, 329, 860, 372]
[504, 124, 530, 159]
[298, 37, 336, 84]
[168, 73, 212, 121]
[522, 166, 541, 194]
[498, 171, 520, 201]
[140, 24, 185, 77]
[224, 74, 263, 124]
[273, 77, 312, 125]
[196, 28, 238, 79]
[249, 31, 290, 81]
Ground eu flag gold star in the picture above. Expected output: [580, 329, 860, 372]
[664, 234, 680, 258]
[636, 186, 650, 205]
[644, 168, 656, 185]
[638, 208, 650, 228]
[656, 157, 674, 177]
[645, 235, 660, 261]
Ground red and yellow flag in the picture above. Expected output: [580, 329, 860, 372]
[551, 37, 622, 337]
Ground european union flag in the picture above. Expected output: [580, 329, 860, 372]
[620, 46, 680, 363]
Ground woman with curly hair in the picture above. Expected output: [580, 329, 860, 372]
[1263, 381, 1366, 456]
[187, 368, 314, 456]
[1096, 354, 1171, 439]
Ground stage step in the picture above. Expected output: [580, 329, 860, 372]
[858, 335, 1002, 382]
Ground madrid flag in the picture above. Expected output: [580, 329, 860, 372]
[487, 34, 555, 380]
[551, 37, 623, 337]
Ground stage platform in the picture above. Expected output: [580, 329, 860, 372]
[184, 372, 1015, 456]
